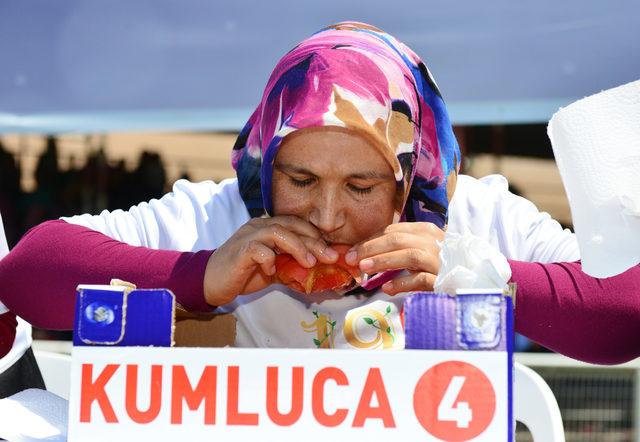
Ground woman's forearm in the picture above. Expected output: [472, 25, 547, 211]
[0, 220, 214, 330]
[510, 259, 640, 365]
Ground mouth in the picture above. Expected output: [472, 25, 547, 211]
[322, 238, 353, 247]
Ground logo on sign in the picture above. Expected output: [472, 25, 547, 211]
[413, 361, 497, 441]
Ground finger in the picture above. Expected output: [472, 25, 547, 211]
[253, 215, 322, 239]
[301, 236, 339, 264]
[353, 222, 444, 247]
[245, 241, 277, 276]
[347, 231, 433, 266]
[382, 222, 445, 238]
[256, 223, 317, 267]
[358, 248, 438, 274]
[381, 272, 436, 296]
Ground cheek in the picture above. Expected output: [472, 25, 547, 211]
[271, 179, 308, 217]
[346, 192, 396, 239]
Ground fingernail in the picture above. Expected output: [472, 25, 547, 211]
[360, 258, 374, 271]
[324, 247, 339, 260]
[306, 252, 317, 266]
[382, 282, 393, 293]
[345, 250, 357, 265]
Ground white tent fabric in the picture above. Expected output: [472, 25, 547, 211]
[1, 0, 638, 132]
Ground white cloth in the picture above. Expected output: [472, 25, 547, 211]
[0, 212, 8, 260]
[0, 389, 68, 442]
[548, 79, 640, 278]
[1, 211, 10, 316]
[434, 231, 512, 296]
[63, 175, 579, 349]
[0, 212, 32, 375]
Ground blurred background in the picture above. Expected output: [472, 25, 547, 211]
[1, 1, 639, 439]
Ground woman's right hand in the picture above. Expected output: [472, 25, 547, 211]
[203, 216, 339, 306]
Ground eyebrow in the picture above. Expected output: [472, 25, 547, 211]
[275, 163, 393, 180]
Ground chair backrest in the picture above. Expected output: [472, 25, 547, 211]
[33, 350, 72, 400]
[514, 362, 565, 441]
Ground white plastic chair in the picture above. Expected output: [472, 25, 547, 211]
[515, 362, 565, 441]
[33, 350, 72, 400]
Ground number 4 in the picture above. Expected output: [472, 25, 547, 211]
[437, 376, 473, 428]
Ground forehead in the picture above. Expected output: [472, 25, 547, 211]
[275, 127, 393, 176]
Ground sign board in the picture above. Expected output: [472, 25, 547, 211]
[68, 346, 512, 441]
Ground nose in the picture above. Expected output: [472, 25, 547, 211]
[308, 186, 346, 236]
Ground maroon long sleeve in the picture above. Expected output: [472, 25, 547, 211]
[0, 312, 17, 359]
[2, 219, 640, 364]
[511, 260, 640, 365]
[0, 220, 214, 330]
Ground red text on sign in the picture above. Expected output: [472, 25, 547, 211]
[79, 363, 396, 428]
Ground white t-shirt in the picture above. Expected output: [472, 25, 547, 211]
[63, 174, 579, 349]
[0, 213, 32, 375]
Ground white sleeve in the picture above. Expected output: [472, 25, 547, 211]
[0, 214, 9, 314]
[61, 178, 250, 252]
[0, 212, 9, 260]
[448, 174, 580, 263]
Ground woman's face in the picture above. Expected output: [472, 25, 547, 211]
[272, 127, 397, 245]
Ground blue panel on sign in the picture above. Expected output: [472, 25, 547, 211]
[403, 290, 510, 351]
[456, 293, 503, 350]
[73, 286, 175, 347]
[75, 289, 126, 345]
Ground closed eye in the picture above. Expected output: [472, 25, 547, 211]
[289, 177, 315, 187]
[347, 183, 373, 194]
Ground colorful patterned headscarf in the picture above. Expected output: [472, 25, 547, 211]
[231, 21, 460, 228]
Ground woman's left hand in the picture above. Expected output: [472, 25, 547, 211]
[344, 222, 444, 295]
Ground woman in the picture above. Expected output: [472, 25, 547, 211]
[1, 22, 639, 361]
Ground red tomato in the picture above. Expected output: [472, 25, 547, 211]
[274, 255, 309, 284]
[274, 244, 360, 294]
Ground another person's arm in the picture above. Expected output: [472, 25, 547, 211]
[0, 179, 240, 329]
[511, 260, 640, 365]
[0, 220, 214, 330]
[472, 176, 640, 363]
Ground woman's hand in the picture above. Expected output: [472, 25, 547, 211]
[203, 216, 339, 306]
[345, 222, 444, 295]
